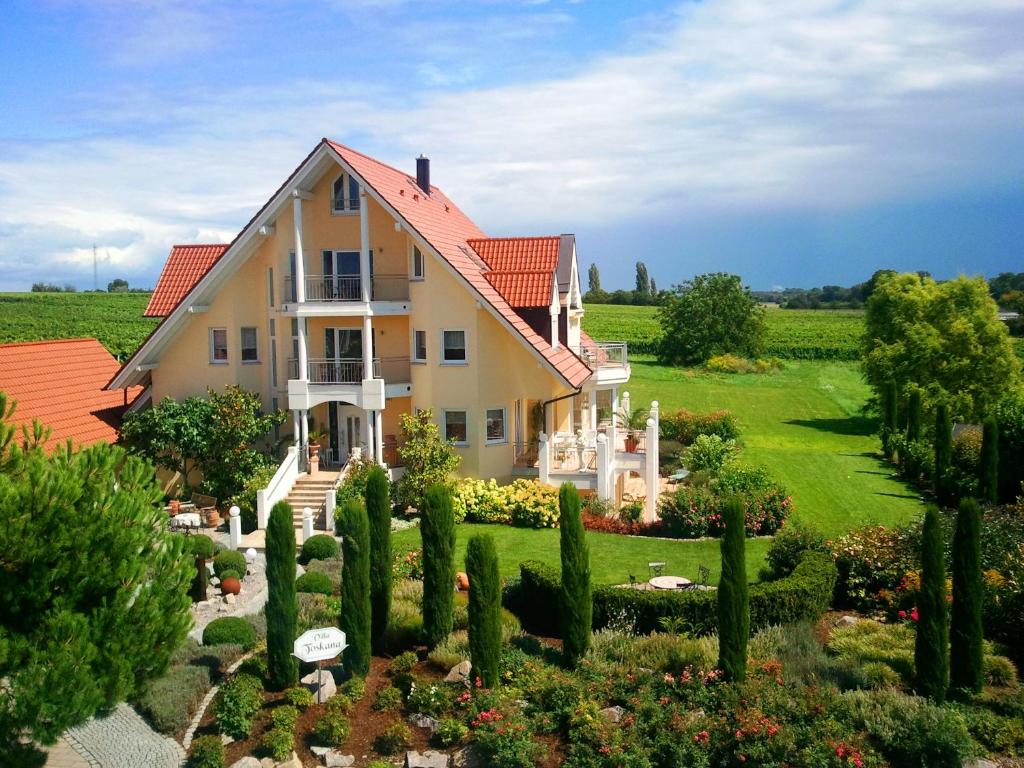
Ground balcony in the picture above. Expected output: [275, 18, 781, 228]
[286, 356, 412, 411]
[287, 356, 411, 385]
[283, 274, 409, 303]
[578, 341, 630, 386]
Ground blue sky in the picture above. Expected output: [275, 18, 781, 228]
[0, 0, 1021, 292]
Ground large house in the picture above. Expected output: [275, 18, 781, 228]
[109, 139, 650, 523]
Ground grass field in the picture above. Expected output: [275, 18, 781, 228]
[0, 292, 156, 360]
[392, 522, 770, 586]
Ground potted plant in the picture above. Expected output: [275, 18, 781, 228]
[617, 403, 650, 453]
[168, 498, 181, 516]
[307, 429, 326, 473]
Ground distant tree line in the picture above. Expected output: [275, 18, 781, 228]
[30, 278, 151, 293]
[583, 262, 662, 306]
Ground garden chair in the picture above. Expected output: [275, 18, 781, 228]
[189, 493, 218, 523]
[648, 561, 666, 578]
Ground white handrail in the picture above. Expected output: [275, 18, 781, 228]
[256, 445, 300, 528]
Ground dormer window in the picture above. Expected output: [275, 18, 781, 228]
[332, 172, 360, 213]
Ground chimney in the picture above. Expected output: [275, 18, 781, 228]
[416, 155, 430, 195]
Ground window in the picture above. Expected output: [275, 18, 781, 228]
[271, 340, 278, 387]
[441, 329, 467, 364]
[267, 267, 275, 307]
[332, 172, 361, 213]
[269, 318, 276, 338]
[209, 328, 228, 363]
[413, 330, 427, 362]
[411, 246, 425, 280]
[485, 408, 506, 444]
[443, 410, 468, 446]
[241, 327, 259, 362]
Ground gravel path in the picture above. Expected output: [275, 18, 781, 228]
[188, 552, 268, 643]
[65, 704, 184, 768]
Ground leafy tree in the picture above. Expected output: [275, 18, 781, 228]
[915, 505, 948, 702]
[0, 394, 192, 761]
[881, 380, 898, 461]
[107, 278, 129, 292]
[339, 498, 371, 676]
[635, 261, 651, 301]
[366, 465, 392, 653]
[588, 263, 601, 293]
[395, 409, 460, 511]
[978, 417, 998, 505]
[420, 484, 456, 648]
[658, 273, 766, 366]
[717, 496, 749, 682]
[120, 396, 212, 486]
[559, 483, 591, 668]
[266, 501, 298, 690]
[465, 533, 501, 688]
[862, 272, 1021, 420]
[950, 497, 984, 694]
[934, 403, 952, 506]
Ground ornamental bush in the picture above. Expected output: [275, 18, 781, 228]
[366, 465, 392, 654]
[934, 403, 953, 506]
[717, 496, 749, 682]
[295, 570, 333, 595]
[202, 617, 257, 650]
[452, 478, 508, 524]
[659, 408, 740, 445]
[187, 735, 225, 768]
[420, 484, 456, 648]
[339, 498, 371, 676]
[915, 505, 948, 702]
[213, 550, 247, 581]
[212, 672, 263, 739]
[136, 664, 211, 734]
[185, 534, 216, 559]
[266, 500, 298, 690]
[558, 483, 591, 668]
[314, 707, 351, 747]
[505, 479, 559, 528]
[979, 417, 999, 504]
[951, 497, 984, 694]
[683, 434, 738, 474]
[374, 722, 412, 755]
[466, 533, 501, 687]
[451, 478, 559, 528]
[300, 533, 339, 564]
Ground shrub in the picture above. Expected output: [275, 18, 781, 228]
[213, 673, 263, 739]
[187, 735, 225, 768]
[862, 661, 902, 689]
[381, 601, 423, 655]
[260, 725, 294, 762]
[934, 403, 953, 506]
[951, 497, 984, 693]
[339, 675, 366, 703]
[717, 496, 748, 682]
[505, 479, 559, 528]
[466, 533, 501, 687]
[979, 417, 999, 504]
[297, 592, 337, 633]
[427, 631, 470, 671]
[136, 664, 211, 734]
[374, 722, 412, 755]
[339, 498, 372, 676]
[191, 643, 244, 678]
[213, 550, 247, 580]
[202, 617, 257, 650]
[421, 484, 456, 648]
[302, 558, 342, 594]
[684, 434, 738, 474]
[389, 650, 418, 675]
[270, 704, 299, 729]
[760, 519, 828, 580]
[367, 465, 392, 654]
[395, 409, 461, 511]
[266, 501, 298, 691]
[915, 505, 949, 702]
[300, 533, 339, 564]
[373, 685, 403, 711]
[284, 686, 314, 709]
[453, 477, 509, 524]
[435, 717, 469, 747]
[219, 569, 240, 582]
[559, 483, 591, 668]
[830, 522, 924, 610]
[660, 408, 740, 445]
[984, 654, 1019, 688]
[236, 654, 268, 681]
[185, 534, 216, 559]
[314, 708, 351, 747]
[705, 352, 753, 374]
[295, 571, 333, 595]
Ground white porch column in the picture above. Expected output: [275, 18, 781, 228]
[366, 409, 375, 459]
[644, 417, 659, 523]
[292, 193, 306, 303]
[359, 186, 371, 303]
[589, 393, 598, 434]
[300, 409, 309, 446]
[538, 432, 550, 486]
[375, 409, 384, 464]
[362, 315, 373, 380]
[325, 488, 336, 534]
[651, 400, 660, 429]
[292, 410, 301, 444]
[297, 318, 308, 381]
[610, 386, 619, 451]
[596, 433, 611, 500]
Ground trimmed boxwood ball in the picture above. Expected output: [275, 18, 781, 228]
[300, 533, 340, 564]
[219, 569, 240, 581]
[295, 571, 333, 595]
[203, 616, 257, 649]
[213, 550, 247, 580]
[186, 533, 216, 559]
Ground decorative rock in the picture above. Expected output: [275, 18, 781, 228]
[836, 615, 860, 627]
[451, 746, 480, 768]
[600, 705, 625, 724]
[302, 668, 337, 701]
[406, 750, 449, 768]
[229, 758, 263, 768]
[409, 714, 439, 733]
[324, 752, 356, 767]
[260, 760, 275, 768]
[275, 752, 303, 768]
[444, 660, 472, 685]
[311, 747, 331, 757]
[224, 593, 237, 605]
[963, 761, 998, 768]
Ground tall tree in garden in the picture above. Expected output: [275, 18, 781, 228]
[902, 389, 923, 478]
[339, 499, 371, 676]
[366, 465, 392, 653]
[466, 533, 501, 688]
[717, 496, 749, 682]
[266, 501, 298, 689]
[394, 409, 460, 511]
[934, 403, 953, 506]
[915, 505, 948, 702]
[559, 483, 591, 667]
[978, 417, 999, 505]
[0, 394, 193, 762]
[881, 380, 898, 461]
[951, 497, 984, 694]
[420, 483, 456, 648]
[635, 261, 651, 300]
[588, 263, 601, 293]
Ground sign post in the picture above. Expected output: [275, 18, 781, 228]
[293, 627, 347, 705]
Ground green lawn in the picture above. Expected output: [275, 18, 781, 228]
[392, 523, 770, 586]
[626, 358, 923, 535]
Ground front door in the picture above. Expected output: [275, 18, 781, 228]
[328, 404, 364, 464]
[322, 250, 361, 300]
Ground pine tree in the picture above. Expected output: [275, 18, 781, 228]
[266, 501, 298, 689]
[915, 505, 948, 702]
[420, 483, 455, 648]
[466, 533, 501, 688]
[339, 498, 371, 676]
[934, 403, 953, 506]
[559, 483, 591, 667]
[950, 497, 984, 694]
[978, 417, 999, 505]
[881, 380, 898, 461]
[717, 496, 749, 682]
[366, 465, 392, 653]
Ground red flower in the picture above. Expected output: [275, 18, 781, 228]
[910, 607, 919, 622]
[898, 610, 906, 619]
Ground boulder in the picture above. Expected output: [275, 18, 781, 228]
[409, 714, 439, 733]
[301, 669, 337, 702]
[444, 660, 472, 685]
[260, 760, 275, 768]
[224, 593, 237, 605]
[600, 705, 625, 724]
[451, 747, 481, 768]
[963, 761, 998, 768]
[324, 753, 355, 767]
[835, 615, 860, 627]
[228, 758, 262, 768]
[311, 747, 330, 757]
[406, 750, 449, 768]
[275, 753, 303, 768]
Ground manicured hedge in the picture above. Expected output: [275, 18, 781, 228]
[509, 551, 837, 636]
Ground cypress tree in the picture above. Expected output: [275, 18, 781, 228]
[881, 381, 898, 461]
[717, 496, 749, 682]
[903, 389, 922, 476]
[950, 497, 984, 694]
[934, 403, 953, 506]
[915, 505, 948, 702]
[420, 484, 455, 648]
[266, 501, 298, 690]
[978, 417, 999, 505]
[339, 498, 371, 676]
[366, 465, 392, 653]
[559, 483, 591, 667]
[466, 533, 501, 688]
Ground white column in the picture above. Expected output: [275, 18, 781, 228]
[292, 194, 306, 303]
[300, 409, 309, 446]
[550, 307, 559, 350]
[644, 417, 659, 523]
[651, 400, 660, 429]
[610, 386, 619, 451]
[538, 432, 550, 486]
[292, 410, 301, 444]
[362, 315, 373, 380]
[366, 410, 375, 459]
[375, 409, 384, 464]
[596, 433, 611, 500]
[325, 489, 336, 534]
[589, 393, 598, 433]
[302, 507, 314, 542]
[359, 186, 371, 303]
[229, 505, 242, 550]
[297, 318, 308, 381]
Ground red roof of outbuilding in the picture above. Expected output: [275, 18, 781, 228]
[467, 236, 560, 272]
[0, 338, 143, 451]
[483, 271, 554, 308]
[144, 244, 229, 317]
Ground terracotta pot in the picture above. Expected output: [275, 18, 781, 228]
[206, 509, 221, 528]
[308, 442, 321, 458]
[169, 499, 180, 516]
[456, 571, 470, 591]
[221, 576, 241, 595]
[625, 436, 639, 453]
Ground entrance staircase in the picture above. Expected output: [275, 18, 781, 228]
[283, 472, 338, 538]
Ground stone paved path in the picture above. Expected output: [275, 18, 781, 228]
[62, 704, 184, 768]
[44, 737, 92, 768]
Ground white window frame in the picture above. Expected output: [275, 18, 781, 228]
[331, 172, 360, 215]
[411, 244, 425, 281]
[441, 329, 467, 365]
[442, 409, 469, 446]
[240, 326, 260, 364]
[209, 327, 228, 364]
[484, 407, 507, 445]
[412, 329, 427, 363]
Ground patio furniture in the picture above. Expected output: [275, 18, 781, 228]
[648, 561, 666, 578]
[649, 575, 692, 590]
[170, 512, 203, 533]
[667, 469, 690, 484]
[681, 564, 713, 591]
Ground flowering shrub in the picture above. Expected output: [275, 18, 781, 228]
[392, 548, 423, 580]
[450, 477, 559, 529]
[660, 408, 740, 445]
[683, 434, 739, 474]
[452, 478, 508, 524]
[830, 523, 923, 611]
[505, 479, 560, 528]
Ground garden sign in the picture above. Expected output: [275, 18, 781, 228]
[293, 627, 347, 704]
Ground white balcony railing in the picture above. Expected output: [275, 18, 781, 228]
[287, 357, 411, 384]
[283, 274, 409, 303]
[579, 341, 628, 369]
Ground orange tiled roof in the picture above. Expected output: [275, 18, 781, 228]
[0, 338, 143, 451]
[467, 236, 560, 272]
[144, 244, 229, 317]
[483, 271, 553, 308]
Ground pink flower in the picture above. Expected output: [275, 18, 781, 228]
[910, 607, 919, 622]
[898, 610, 906, 619]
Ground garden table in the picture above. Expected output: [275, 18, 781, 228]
[170, 512, 202, 533]
[649, 575, 691, 590]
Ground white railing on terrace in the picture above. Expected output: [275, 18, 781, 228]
[287, 357, 411, 384]
[256, 445, 300, 529]
[283, 274, 409, 303]
[579, 341, 628, 369]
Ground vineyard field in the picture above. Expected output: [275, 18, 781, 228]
[582, 303, 865, 360]
[0, 292, 157, 360]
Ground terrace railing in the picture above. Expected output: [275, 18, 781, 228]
[283, 274, 409, 303]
